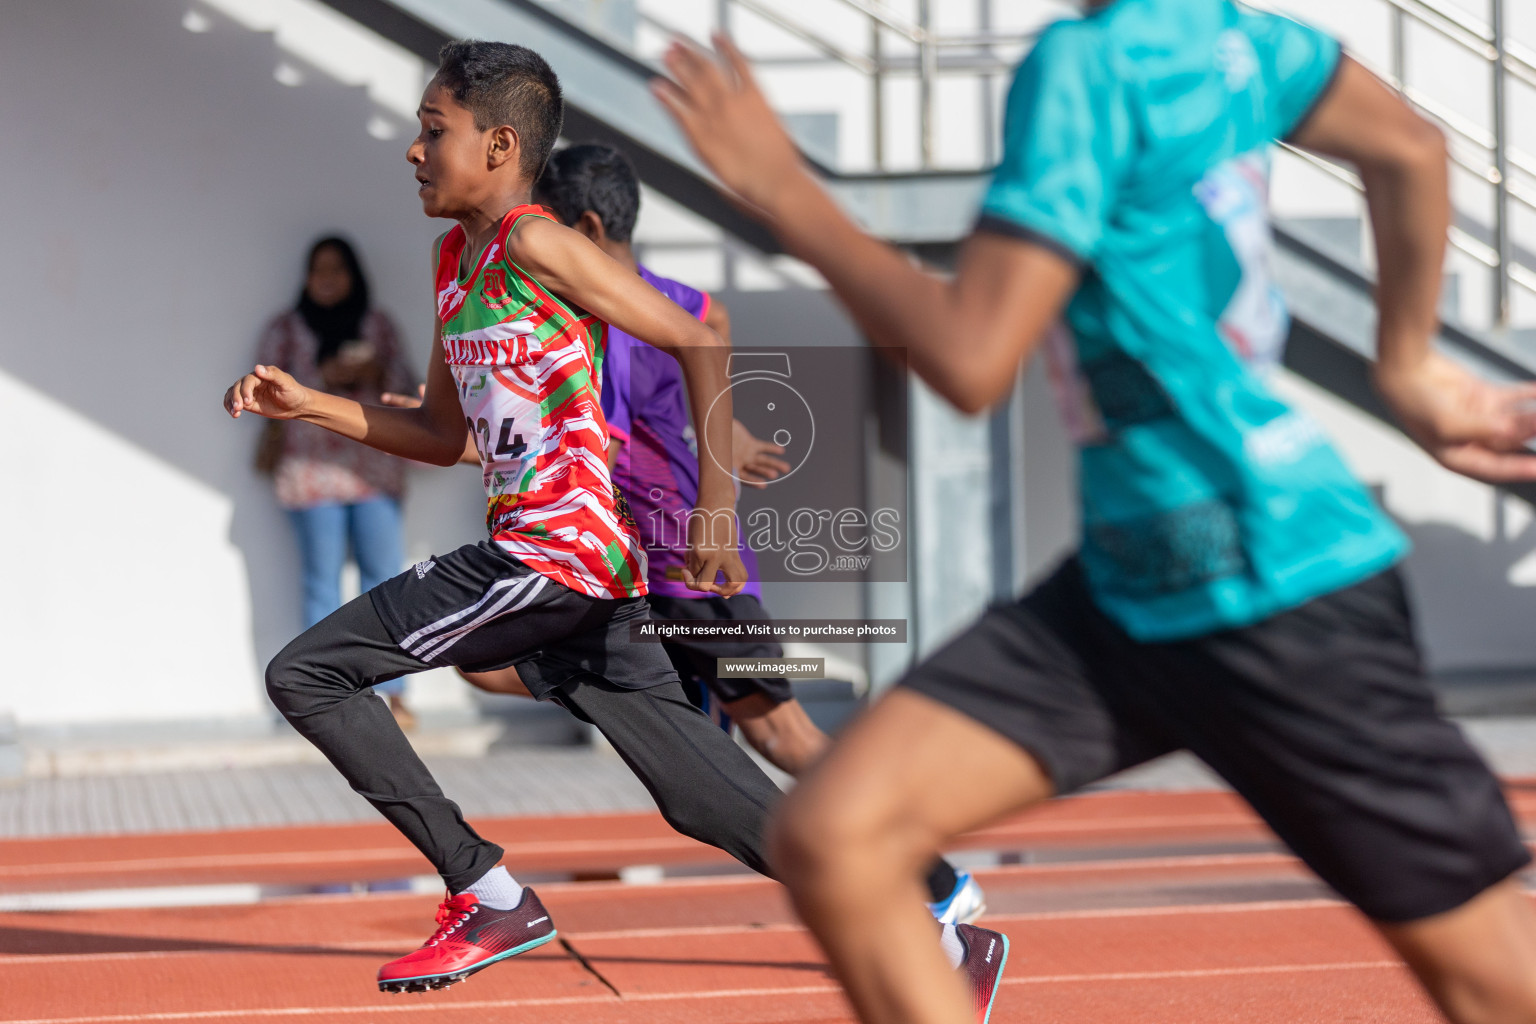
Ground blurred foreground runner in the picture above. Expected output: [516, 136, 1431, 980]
[656, 2, 1536, 1022]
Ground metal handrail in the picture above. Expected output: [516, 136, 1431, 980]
[1386, 0, 1494, 55]
[1276, 144, 1504, 275]
[558, 0, 1527, 327]
[1356, 0, 1527, 326]
[607, 0, 1039, 169]
[730, 0, 877, 75]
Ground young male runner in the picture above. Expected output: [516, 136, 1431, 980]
[656, 4, 1536, 1023]
[497, 141, 986, 924]
[224, 41, 1004, 1003]
[224, 39, 779, 994]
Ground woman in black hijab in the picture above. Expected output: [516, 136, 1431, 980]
[253, 237, 419, 727]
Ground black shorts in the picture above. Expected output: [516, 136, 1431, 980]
[369, 541, 679, 701]
[904, 558, 1529, 923]
[646, 593, 794, 706]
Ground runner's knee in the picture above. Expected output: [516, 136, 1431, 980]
[265, 639, 354, 720]
[264, 644, 312, 719]
[650, 780, 736, 846]
[771, 781, 915, 887]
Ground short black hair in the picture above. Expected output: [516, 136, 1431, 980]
[535, 143, 641, 242]
[433, 40, 563, 179]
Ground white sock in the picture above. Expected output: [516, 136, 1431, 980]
[462, 865, 523, 910]
[940, 923, 966, 970]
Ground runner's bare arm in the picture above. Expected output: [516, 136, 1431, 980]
[700, 295, 789, 486]
[223, 238, 469, 466]
[381, 384, 482, 465]
[703, 295, 731, 344]
[506, 215, 746, 595]
[1292, 59, 1447, 378]
[652, 36, 1079, 416]
[1292, 57, 1536, 483]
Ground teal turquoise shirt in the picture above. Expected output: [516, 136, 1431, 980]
[980, 0, 1407, 640]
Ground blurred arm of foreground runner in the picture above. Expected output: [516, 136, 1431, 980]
[652, 34, 1077, 417]
[655, 38, 1536, 484]
[1291, 58, 1536, 484]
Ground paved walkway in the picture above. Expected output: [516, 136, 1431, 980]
[2, 718, 1533, 839]
[0, 750, 656, 838]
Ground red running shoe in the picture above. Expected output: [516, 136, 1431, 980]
[378, 887, 557, 993]
[957, 922, 1009, 1023]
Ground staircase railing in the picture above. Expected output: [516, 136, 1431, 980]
[538, 0, 1531, 330]
[533, 0, 1037, 171]
[1278, 0, 1534, 330]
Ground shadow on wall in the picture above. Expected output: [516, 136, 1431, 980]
[1396, 499, 1536, 703]
[0, 0, 479, 712]
[0, 0, 885, 719]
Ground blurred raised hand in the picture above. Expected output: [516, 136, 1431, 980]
[652, 34, 805, 216]
[1377, 351, 1536, 484]
[733, 418, 790, 489]
[224, 364, 310, 420]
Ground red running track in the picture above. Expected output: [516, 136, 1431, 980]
[2, 785, 1533, 1023]
[0, 790, 1329, 893]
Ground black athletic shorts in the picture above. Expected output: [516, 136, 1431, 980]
[646, 593, 794, 706]
[904, 557, 1530, 923]
[369, 541, 679, 701]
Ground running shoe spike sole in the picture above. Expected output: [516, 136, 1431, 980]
[978, 932, 1009, 1023]
[378, 930, 558, 994]
[957, 922, 1010, 1024]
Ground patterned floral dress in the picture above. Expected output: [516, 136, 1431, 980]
[255, 309, 418, 509]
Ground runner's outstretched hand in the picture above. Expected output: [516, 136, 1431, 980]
[381, 384, 427, 408]
[1377, 351, 1536, 483]
[652, 34, 806, 215]
[733, 419, 790, 489]
[224, 364, 310, 420]
[685, 507, 748, 598]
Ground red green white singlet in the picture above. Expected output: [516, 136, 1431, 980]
[435, 205, 647, 599]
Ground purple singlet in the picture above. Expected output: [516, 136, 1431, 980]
[602, 266, 762, 599]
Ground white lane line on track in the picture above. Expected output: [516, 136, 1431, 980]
[970, 812, 1264, 836]
[0, 849, 1304, 910]
[983, 896, 1349, 921]
[0, 837, 720, 878]
[1004, 960, 1404, 985]
[0, 868, 775, 914]
[0, 926, 808, 965]
[0, 812, 1273, 879]
[9, 797, 1526, 886]
[0, 961, 1413, 1024]
[13, 815, 1522, 888]
[0, 884, 270, 913]
[0, 897, 1361, 967]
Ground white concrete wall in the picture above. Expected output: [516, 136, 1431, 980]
[0, 0, 483, 727]
[6, 0, 1534, 734]
[1272, 372, 1536, 676]
[0, 0, 865, 729]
